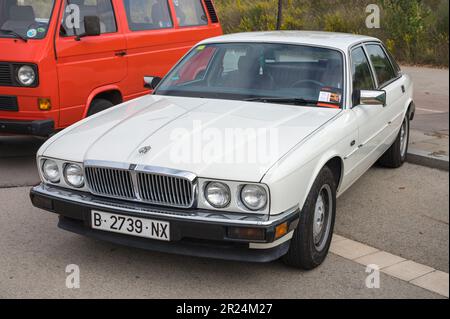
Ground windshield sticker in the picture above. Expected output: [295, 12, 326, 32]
[197, 45, 206, 51]
[318, 91, 341, 104]
[37, 27, 46, 33]
[26, 29, 37, 38]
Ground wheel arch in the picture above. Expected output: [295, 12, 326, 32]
[83, 85, 123, 118]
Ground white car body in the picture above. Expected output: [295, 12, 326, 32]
[31, 31, 414, 265]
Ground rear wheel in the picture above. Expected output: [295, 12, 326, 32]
[87, 98, 114, 117]
[283, 166, 336, 270]
[379, 114, 410, 168]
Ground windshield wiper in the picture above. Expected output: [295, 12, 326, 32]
[0, 29, 28, 42]
[244, 97, 319, 106]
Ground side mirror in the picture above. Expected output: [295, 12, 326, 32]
[144, 76, 162, 90]
[76, 16, 101, 40]
[353, 89, 387, 107]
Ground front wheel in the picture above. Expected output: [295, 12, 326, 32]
[378, 114, 410, 168]
[282, 166, 337, 270]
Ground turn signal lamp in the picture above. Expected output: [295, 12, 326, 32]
[38, 98, 52, 111]
[275, 222, 288, 240]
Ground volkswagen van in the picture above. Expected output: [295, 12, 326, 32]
[0, 0, 222, 136]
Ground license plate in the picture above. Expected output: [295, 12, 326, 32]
[91, 211, 170, 241]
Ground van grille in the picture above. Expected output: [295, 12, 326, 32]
[204, 0, 219, 23]
[85, 166, 195, 208]
[0, 63, 13, 86]
[0, 95, 18, 111]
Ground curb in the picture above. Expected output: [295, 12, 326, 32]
[407, 148, 449, 171]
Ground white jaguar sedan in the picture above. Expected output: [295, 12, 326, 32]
[31, 31, 414, 269]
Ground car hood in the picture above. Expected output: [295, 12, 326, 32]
[41, 95, 340, 182]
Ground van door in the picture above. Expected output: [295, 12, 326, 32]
[55, 0, 127, 127]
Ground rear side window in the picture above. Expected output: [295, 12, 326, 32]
[173, 0, 208, 26]
[61, 0, 117, 37]
[365, 44, 398, 87]
[123, 0, 173, 31]
[351, 47, 375, 91]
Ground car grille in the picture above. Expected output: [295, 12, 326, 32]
[0, 63, 13, 86]
[85, 166, 195, 208]
[0, 95, 18, 111]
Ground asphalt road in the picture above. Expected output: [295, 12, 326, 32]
[0, 163, 447, 298]
[0, 66, 448, 299]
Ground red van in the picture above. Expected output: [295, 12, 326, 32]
[0, 0, 221, 136]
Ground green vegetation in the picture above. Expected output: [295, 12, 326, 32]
[214, 0, 449, 67]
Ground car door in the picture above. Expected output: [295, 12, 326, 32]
[346, 45, 386, 183]
[364, 43, 407, 148]
[55, 0, 127, 127]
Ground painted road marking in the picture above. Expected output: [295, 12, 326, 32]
[416, 107, 447, 114]
[331, 234, 449, 298]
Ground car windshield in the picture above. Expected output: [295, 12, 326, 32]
[0, 0, 55, 40]
[155, 42, 345, 108]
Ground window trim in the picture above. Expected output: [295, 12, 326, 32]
[123, 0, 174, 32]
[173, 0, 209, 28]
[60, 0, 119, 38]
[363, 42, 402, 89]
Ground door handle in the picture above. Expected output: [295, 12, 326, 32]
[115, 51, 127, 57]
[401, 85, 406, 93]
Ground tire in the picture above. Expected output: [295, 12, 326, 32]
[87, 98, 114, 117]
[378, 114, 410, 168]
[282, 166, 337, 270]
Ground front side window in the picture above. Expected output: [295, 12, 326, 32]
[351, 47, 375, 91]
[0, 0, 56, 40]
[173, 0, 208, 27]
[156, 43, 345, 108]
[123, 0, 172, 31]
[365, 44, 397, 87]
[60, 0, 117, 37]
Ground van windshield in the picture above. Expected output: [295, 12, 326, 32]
[0, 0, 55, 40]
[155, 43, 345, 108]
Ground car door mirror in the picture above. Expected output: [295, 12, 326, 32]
[76, 16, 101, 40]
[144, 76, 162, 90]
[353, 89, 387, 107]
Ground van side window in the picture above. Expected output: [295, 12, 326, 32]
[60, 0, 117, 37]
[123, 0, 173, 31]
[173, 0, 208, 27]
[365, 44, 398, 87]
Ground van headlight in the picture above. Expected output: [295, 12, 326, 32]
[240, 185, 268, 211]
[17, 65, 36, 86]
[64, 164, 85, 188]
[42, 159, 60, 183]
[205, 182, 231, 208]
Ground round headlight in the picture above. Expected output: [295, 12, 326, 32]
[240, 185, 267, 211]
[42, 159, 60, 183]
[64, 164, 85, 188]
[205, 182, 231, 208]
[17, 65, 36, 86]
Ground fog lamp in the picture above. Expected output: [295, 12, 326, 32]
[227, 227, 265, 241]
[38, 98, 52, 111]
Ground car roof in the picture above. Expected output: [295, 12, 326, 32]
[199, 31, 380, 52]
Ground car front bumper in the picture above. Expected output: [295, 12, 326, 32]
[30, 184, 299, 263]
[0, 119, 54, 136]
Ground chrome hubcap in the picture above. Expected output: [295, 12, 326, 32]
[313, 184, 333, 251]
[400, 119, 408, 157]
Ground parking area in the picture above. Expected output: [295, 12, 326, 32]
[0, 66, 448, 299]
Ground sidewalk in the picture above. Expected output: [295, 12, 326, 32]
[408, 129, 449, 171]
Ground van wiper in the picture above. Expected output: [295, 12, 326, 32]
[244, 97, 318, 106]
[0, 29, 28, 42]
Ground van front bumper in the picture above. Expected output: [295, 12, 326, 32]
[30, 184, 299, 263]
[0, 119, 54, 136]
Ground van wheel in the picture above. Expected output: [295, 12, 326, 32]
[87, 99, 114, 117]
[378, 115, 410, 168]
[282, 166, 336, 270]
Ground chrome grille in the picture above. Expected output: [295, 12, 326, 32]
[84, 166, 195, 208]
[85, 167, 136, 200]
[137, 172, 194, 208]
